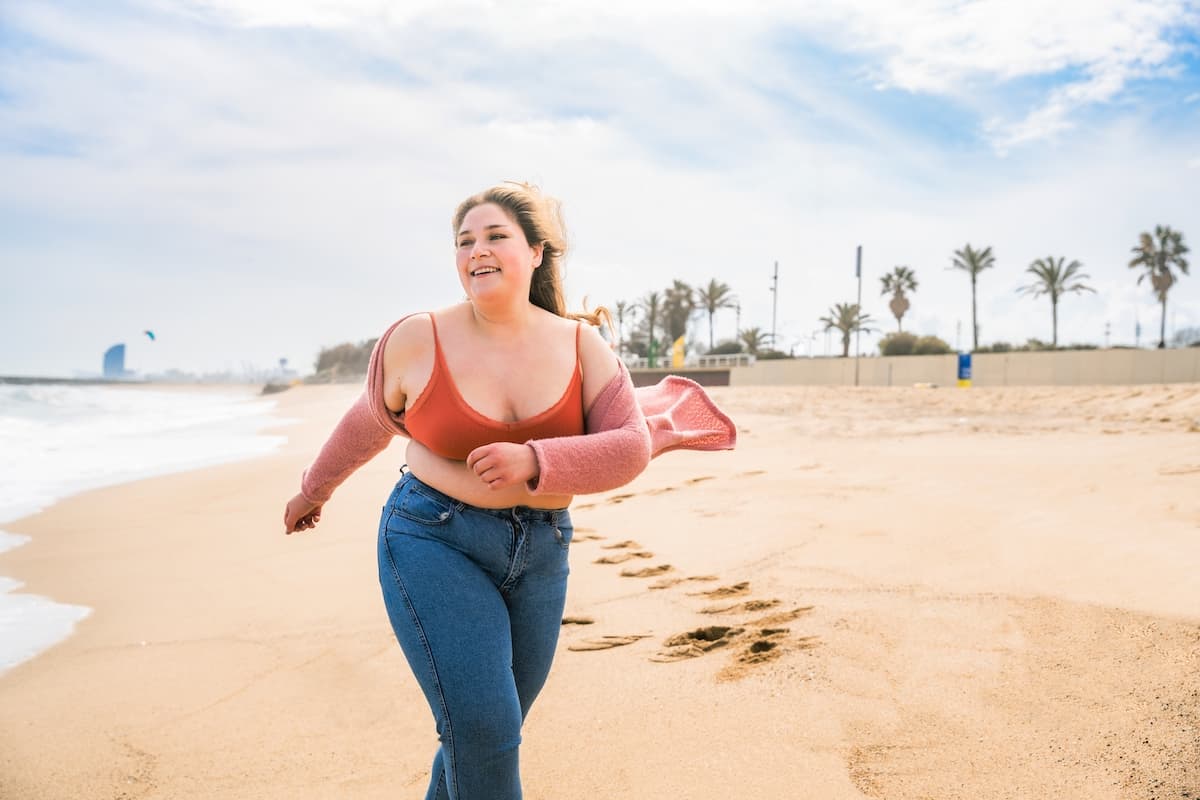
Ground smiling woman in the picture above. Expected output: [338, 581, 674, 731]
[281, 182, 736, 800]
[453, 183, 605, 329]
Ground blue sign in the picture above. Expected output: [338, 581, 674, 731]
[957, 352, 972, 387]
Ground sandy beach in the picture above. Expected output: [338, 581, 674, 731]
[1, 382, 1198, 799]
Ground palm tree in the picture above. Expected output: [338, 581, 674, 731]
[613, 300, 637, 357]
[950, 244, 995, 351]
[738, 326, 769, 357]
[1017, 256, 1094, 348]
[1129, 226, 1190, 348]
[696, 279, 737, 351]
[661, 280, 695, 344]
[638, 290, 662, 366]
[879, 266, 918, 332]
[819, 302, 875, 358]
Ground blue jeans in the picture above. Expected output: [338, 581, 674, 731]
[377, 472, 573, 800]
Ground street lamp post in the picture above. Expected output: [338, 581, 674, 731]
[769, 261, 779, 349]
[854, 245, 862, 386]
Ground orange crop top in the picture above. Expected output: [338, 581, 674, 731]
[404, 315, 586, 460]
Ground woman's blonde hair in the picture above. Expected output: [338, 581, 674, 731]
[453, 181, 610, 329]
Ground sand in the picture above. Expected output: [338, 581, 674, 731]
[1, 383, 1198, 799]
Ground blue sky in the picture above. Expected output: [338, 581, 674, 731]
[2, 0, 1198, 376]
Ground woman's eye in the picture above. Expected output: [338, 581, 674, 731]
[457, 240, 472, 248]
[489, 233, 507, 240]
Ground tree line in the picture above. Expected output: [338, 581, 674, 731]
[615, 223, 1192, 361]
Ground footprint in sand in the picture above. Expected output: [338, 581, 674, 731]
[650, 625, 745, 662]
[567, 634, 651, 652]
[594, 551, 655, 565]
[1160, 464, 1200, 476]
[741, 636, 781, 660]
[570, 527, 605, 543]
[561, 616, 595, 626]
[685, 476, 715, 485]
[719, 628, 821, 677]
[701, 598, 783, 615]
[648, 575, 719, 590]
[601, 540, 641, 550]
[688, 581, 751, 598]
[620, 564, 673, 578]
[736, 628, 790, 662]
[746, 607, 815, 627]
[646, 486, 678, 496]
[650, 606, 822, 677]
[607, 493, 636, 505]
[736, 470, 767, 478]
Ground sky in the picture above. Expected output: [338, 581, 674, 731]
[2, 0, 1198, 377]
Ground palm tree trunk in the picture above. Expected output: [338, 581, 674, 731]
[971, 276, 978, 352]
[1051, 300, 1058, 349]
[1159, 295, 1168, 349]
[841, 332, 850, 358]
[708, 312, 715, 352]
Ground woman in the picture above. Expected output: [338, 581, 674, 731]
[284, 182, 734, 800]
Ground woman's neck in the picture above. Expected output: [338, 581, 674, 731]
[467, 299, 540, 337]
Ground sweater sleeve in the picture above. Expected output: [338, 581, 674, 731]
[525, 363, 738, 497]
[524, 362, 652, 496]
[298, 317, 414, 505]
[299, 391, 398, 505]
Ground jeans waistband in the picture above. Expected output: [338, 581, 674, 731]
[400, 469, 569, 524]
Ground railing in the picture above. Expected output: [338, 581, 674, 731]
[623, 353, 755, 369]
[696, 354, 755, 368]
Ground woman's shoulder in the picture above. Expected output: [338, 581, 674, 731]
[382, 304, 472, 347]
[380, 310, 442, 365]
[572, 318, 619, 393]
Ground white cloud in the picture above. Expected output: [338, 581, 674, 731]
[785, 0, 1192, 151]
[1, 1, 1198, 375]
[164, 0, 1198, 152]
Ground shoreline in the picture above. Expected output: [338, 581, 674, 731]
[0, 383, 295, 675]
[1, 383, 1197, 798]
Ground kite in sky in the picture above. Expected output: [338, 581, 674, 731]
[143, 330, 156, 341]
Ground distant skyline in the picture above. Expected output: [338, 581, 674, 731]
[2, 0, 1199, 376]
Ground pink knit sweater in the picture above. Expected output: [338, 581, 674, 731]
[300, 316, 737, 505]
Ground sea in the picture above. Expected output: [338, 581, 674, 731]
[0, 382, 290, 674]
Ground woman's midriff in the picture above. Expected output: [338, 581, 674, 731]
[404, 439, 573, 510]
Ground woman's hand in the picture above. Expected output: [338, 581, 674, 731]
[465, 442, 539, 490]
[284, 493, 323, 534]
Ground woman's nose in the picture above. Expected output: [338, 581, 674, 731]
[471, 242, 491, 259]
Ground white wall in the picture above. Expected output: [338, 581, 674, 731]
[729, 349, 1200, 386]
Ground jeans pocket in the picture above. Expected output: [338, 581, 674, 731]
[553, 520, 574, 550]
[393, 483, 456, 526]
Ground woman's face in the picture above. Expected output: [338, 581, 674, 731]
[455, 202, 543, 305]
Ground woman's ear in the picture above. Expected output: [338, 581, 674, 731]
[531, 242, 544, 268]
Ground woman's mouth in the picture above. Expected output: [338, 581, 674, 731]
[470, 267, 500, 277]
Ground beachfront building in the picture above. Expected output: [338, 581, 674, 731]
[102, 344, 128, 378]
